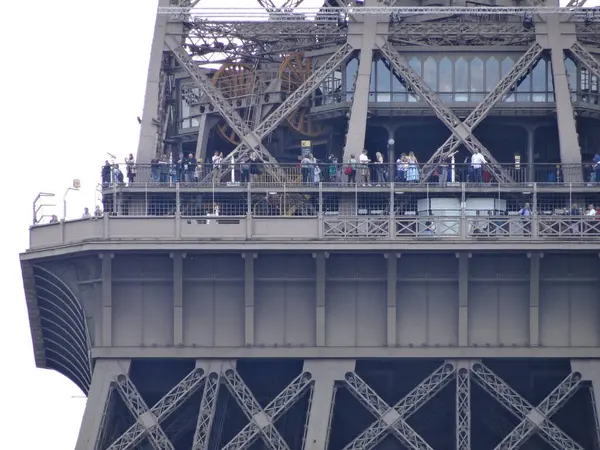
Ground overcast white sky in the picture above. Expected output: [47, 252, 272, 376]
[1, 0, 598, 448]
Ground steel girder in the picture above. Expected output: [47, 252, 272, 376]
[192, 371, 222, 450]
[388, 22, 535, 47]
[221, 368, 313, 450]
[456, 368, 471, 450]
[342, 362, 455, 450]
[223, 43, 354, 166]
[108, 368, 207, 450]
[569, 42, 600, 83]
[471, 363, 583, 450]
[377, 41, 513, 183]
[420, 43, 544, 182]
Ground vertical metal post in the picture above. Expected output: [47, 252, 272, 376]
[529, 252, 540, 346]
[458, 252, 469, 347]
[386, 252, 397, 346]
[315, 252, 327, 346]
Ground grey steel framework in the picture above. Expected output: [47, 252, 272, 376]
[21, 1, 600, 449]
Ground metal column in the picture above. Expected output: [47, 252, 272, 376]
[75, 359, 131, 450]
[101, 253, 113, 347]
[529, 252, 541, 347]
[386, 253, 397, 347]
[172, 252, 184, 346]
[458, 252, 470, 347]
[243, 253, 255, 346]
[315, 252, 327, 347]
[303, 360, 355, 450]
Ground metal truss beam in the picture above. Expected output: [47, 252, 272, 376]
[471, 363, 583, 450]
[421, 43, 543, 182]
[164, 36, 269, 157]
[342, 362, 455, 450]
[389, 22, 535, 47]
[569, 42, 600, 83]
[377, 40, 513, 183]
[225, 42, 354, 165]
[222, 368, 312, 450]
[192, 371, 221, 450]
[108, 368, 206, 450]
[159, 6, 598, 20]
[456, 367, 471, 450]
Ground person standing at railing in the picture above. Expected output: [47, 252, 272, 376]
[569, 203, 581, 234]
[101, 161, 112, 186]
[470, 149, 486, 183]
[375, 152, 387, 184]
[359, 149, 371, 185]
[437, 155, 450, 186]
[519, 203, 532, 235]
[396, 154, 408, 182]
[211, 151, 223, 184]
[301, 153, 312, 184]
[327, 154, 340, 183]
[345, 154, 357, 184]
[184, 153, 197, 183]
[406, 151, 419, 183]
[125, 154, 136, 185]
[240, 157, 251, 183]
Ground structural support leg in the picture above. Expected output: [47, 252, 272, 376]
[529, 252, 541, 347]
[172, 252, 184, 346]
[455, 361, 471, 450]
[75, 359, 131, 450]
[458, 252, 470, 347]
[243, 253, 255, 346]
[570, 360, 600, 448]
[101, 253, 114, 347]
[303, 360, 355, 450]
[343, 17, 377, 162]
[386, 253, 397, 346]
[542, 16, 582, 181]
[315, 252, 327, 346]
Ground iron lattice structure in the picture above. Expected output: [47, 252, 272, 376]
[20, 2, 600, 450]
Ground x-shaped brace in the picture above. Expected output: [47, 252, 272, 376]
[342, 363, 455, 450]
[376, 38, 514, 183]
[420, 43, 544, 182]
[108, 368, 207, 450]
[221, 368, 313, 450]
[471, 363, 583, 450]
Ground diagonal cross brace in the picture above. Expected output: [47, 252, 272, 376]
[222, 371, 312, 450]
[108, 369, 206, 450]
[222, 367, 309, 450]
[376, 40, 513, 183]
[569, 42, 600, 82]
[494, 371, 582, 450]
[421, 43, 544, 182]
[224, 43, 354, 165]
[342, 362, 455, 450]
[471, 363, 584, 450]
[344, 371, 438, 450]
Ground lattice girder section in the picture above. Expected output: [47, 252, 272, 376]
[456, 368, 471, 450]
[471, 363, 584, 450]
[108, 368, 206, 450]
[342, 362, 455, 450]
[222, 368, 312, 450]
[228, 43, 354, 162]
[377, 41, 513, 183]
[192, 372, 222, 450]
[344, 371, 439, 450]
[569, 42, 600, 82]
[421, 43, 544, 182]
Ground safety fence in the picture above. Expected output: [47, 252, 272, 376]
[30, 214, 600, 250]
[101, 162, 600, 186]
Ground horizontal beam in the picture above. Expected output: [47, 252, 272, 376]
[160, 6, 600, 21]
[92, 346, 600, 359]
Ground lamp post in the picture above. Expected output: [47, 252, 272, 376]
[63, 179, 81, 220]
[387, 138, 395, 182]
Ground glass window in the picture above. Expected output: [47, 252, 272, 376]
[501, 57, 515, 102]
[345, 58, 358, 101]
[376, 59, 391, 102]
[564, 57, 577, 102]
[547, 60, 554, 102]
[408, 57, 421, 102]
[423, 57, 437, 90]
[455, 57, 468, 102]
[439, 57, 453, 102]
[485, 57, 499, 92]
[470, 57, 484, 101]
[531, 59, 547, 102]
[391, 69, 406, 102]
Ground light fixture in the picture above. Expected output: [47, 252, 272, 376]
[388, 138, 395, 146]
